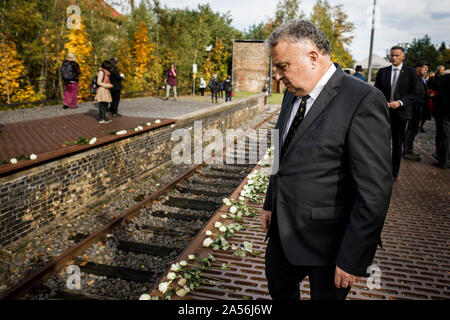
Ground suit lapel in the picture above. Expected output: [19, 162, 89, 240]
[282, 66, 344, 161]
[387, 67, 392, 99]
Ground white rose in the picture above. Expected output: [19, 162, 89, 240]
[247, 179, 254, 185]
[229, 206, 237, 214]
[167, 272, 177, 280]
[205, 230, 213, 236]
[179, 260, 187, 267]
[10, 158, 17, 164]
[178, 278, 187, 286]
[221, 214, 228, 219]
[170, 263, 181, 272]
[222, 198, 231, 206]
[239, 196, 244, 201]
[214, 221, 222, 228]
[146, 122, 151, 126]
[139, 294, 151, 300]
[158, 281, 171, 294]
[219, 226, 227, 233]
[155, 119, 161, 124]
[188, 254, 196, 260]
[202, 237, 214, 247]
[88, 138, 97, 145]
[240, 190, 247, 196]
[30, 154, 38, 160]
[176, 288, 187, 297]
[135, 128, 139, 131]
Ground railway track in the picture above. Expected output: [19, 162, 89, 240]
[0, 111, 278, 300]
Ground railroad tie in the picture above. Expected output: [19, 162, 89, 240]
[79, 262, 154, 283]
[117, 240, 178, 257]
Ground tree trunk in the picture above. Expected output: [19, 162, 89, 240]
[2, 36, 10, 104]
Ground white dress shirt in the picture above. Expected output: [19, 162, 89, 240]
[391, 63, 404, 106]
[283, 63, 337, 143]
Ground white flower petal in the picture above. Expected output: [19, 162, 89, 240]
[10, 158, 17, 164]
[179, 260, 187, 267]
[139, 294, 151, 300]
[176, 288, 187, 297]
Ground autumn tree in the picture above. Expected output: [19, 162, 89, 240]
[310, 0, 354, 67]
[244, 0, 304, 40]
[201, 38, 230, 82]
[0, 39, 44, 104]
[63, 22, 94, 100]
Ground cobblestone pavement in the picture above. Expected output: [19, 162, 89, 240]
[0, 95, 213, 125]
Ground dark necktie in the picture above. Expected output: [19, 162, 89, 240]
[281, 95, 310, 159]
[390, 67, 399, 102]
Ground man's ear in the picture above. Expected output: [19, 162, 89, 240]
[309, 50, 320, 69]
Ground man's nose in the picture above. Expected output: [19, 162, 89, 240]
[275, 70, 283, 81]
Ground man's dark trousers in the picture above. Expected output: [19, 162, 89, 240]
[404, 104, 422, 155]
[110, 90, 121, 114]
[390, 110, 408, 178]
[265, 213, 351, 300]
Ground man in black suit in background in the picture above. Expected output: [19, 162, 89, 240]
[374, 46, 419, 180]
[403, 61, 429, 161]
[261, 20, 393, 300]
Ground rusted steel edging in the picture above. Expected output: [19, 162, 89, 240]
[0, 119, 176, 178]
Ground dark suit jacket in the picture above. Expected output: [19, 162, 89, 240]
[374, 64, 419, 120]
[263, 65, 393, 277]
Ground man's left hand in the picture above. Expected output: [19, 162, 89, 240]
[387, 101, 401, 109]
[334, 266, 360, 288]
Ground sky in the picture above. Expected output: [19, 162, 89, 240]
[112, 0, 450, 63]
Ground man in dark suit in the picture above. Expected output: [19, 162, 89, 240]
[374, 46, 419, 180]
[262, 20, 393, 300]
[403, 61, 428, 161]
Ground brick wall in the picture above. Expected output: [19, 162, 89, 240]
[0, 95, 265, 247]
[232, 41, 270, 93]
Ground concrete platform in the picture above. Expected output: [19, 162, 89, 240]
[0, 96, 216, 175]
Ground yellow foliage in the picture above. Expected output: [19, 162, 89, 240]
[64, 22, 93, 101]
[122, 21, 163, 92]
[0, 39, 44, 104]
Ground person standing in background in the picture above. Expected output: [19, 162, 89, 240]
[224, 75, 232, 102]
[403, 61, 428, 161]
[374, 46, 419, 181]
[165, 63, 178, 101]
[108, 57, 124, 117]
[61, 53, 81, 109]
[199, 77, 206, 96]
[95, 60, 114, 124]
[209, 73, 219, 103]
[353, 65, 367, 82]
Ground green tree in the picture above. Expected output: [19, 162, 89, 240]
[406, 35, 439, 69]
[274, 0, 305, 28]
[310, 0, 354, 67]
[244, 0, 305, 40]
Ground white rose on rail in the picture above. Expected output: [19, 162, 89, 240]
[202, 237, 214, 247]
[158, 281, 171, 294]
